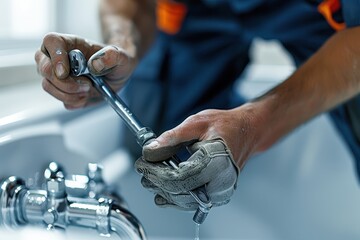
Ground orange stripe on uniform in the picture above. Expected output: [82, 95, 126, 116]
[157, 0, 188, 35]
[318, 0, 346, 31]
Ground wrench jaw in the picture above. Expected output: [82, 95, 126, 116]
[69, 49, 88, 76]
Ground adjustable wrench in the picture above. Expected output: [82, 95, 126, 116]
[68, 49, 212, 224]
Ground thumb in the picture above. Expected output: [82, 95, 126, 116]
[142, 136, 183, 162]
[143, 120, 202, 162]
[88, 45, 130, 77]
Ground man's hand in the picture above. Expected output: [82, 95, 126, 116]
[136, 139, 239, 210]
[35, 32, 135, 109]
[133, 108, 259, 210]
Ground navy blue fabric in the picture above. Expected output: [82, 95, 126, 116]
[330, 99, 360, 176]
[342, 0, 360, 27]
[124, 0, 360, 173]
[338, 0, 360, 176]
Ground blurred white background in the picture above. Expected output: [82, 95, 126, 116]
[0, 0, 293, 88]
[0, 0, 101, 87]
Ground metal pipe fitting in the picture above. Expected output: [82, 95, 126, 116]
[0, 162, 146, 239]
[0, 176, 27, 227]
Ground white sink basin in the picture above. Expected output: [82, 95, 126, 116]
[0, 82, 127, 181]
[0, 227, 121, 240]
[0, 121, 87, 182]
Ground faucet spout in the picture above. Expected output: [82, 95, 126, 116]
[67, 198, 146, 240]
[110, 202, 146, 240]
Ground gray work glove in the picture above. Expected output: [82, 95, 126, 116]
[135, 139, 239, 210]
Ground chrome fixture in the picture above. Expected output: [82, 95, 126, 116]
[0, 162, 146, 239]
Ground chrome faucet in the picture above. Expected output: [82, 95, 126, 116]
[0, 162, 146, 239]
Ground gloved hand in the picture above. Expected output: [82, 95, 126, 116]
[135, 139, 239, 210]
[135, 107, 265, 210]
[35, 32, 135, 109]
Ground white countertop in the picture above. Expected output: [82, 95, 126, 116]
[0, 81, 65, 129]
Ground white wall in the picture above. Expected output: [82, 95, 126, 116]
[0, 0, 102, 88]
[55, 0, 102, 42]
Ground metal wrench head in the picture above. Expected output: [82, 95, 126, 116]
[69, 49, 89, 76]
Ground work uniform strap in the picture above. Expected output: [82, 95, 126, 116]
[156, 0, 188, 35]
[318, 0, 360, 30]
[318, 0, 345, 31]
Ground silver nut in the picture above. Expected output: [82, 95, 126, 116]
[43, 209, 58, 225]
[46, 179, 66, 196]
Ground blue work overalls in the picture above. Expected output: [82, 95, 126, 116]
[123, 0, 360, 178]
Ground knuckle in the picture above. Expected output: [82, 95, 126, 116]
[64, 99, 86, 110]
[39, 61, 53, 78]
[62, 94, 78, 104]
[43, 32, 59, 43]
[187, 113, 203, 122]
[42, 78, 51, 92]
[116, 50, 129, 63]
[63, 98, 83, 109]
[63, 103, 77, 110]
[103, 49, 118, 64]
[106, 46, 129, 65]
[34, 50, 42, 63]
[163, 129, 177, 139]
[63, 81, 80, 93]
[183, 114, 204, 128]
[140, 177, 150, 188]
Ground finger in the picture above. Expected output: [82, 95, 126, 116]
[135, 157, 173, 183]
[154, 194, 196, 211]
[42, 78, 89, 109]
[206, 174, 235, 206]
[135, 156, 209, 193]
[159, 114, 210, 145]
[140, 177, 161, 193]
[41, 33, 71, 79]
[41, 72, 91, 95]
[143, 140, 198, 163]
[154, 194, 175, 208]
[146, 141, 233, 192]
[49, 75, 91, 94]
[35, 51, 54, 79]
[140, 178, 184, 208]
[135, 157, 183, 193]
[88, 46, 131, 80]
[143, 115, 210, 161]
[142, 139, 182, 162]
[187, 139, 225, 155]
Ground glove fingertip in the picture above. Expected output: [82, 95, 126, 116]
[143, 145, 181, 163]
[154, 194, 171, 206]
[134, 157, 150, 176]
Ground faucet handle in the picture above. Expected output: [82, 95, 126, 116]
[45, 177, 67, 230]
[87, 163, 104, 183]
[44, 162, 66, 180]
[87, 163, 106, 199]
[46, 178, 66, 199]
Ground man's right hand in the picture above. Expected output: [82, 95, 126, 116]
[35, 32, 135, 109]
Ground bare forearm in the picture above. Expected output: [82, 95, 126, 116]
[99, 0, 156, 59]
[244, 27, 360, 152]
